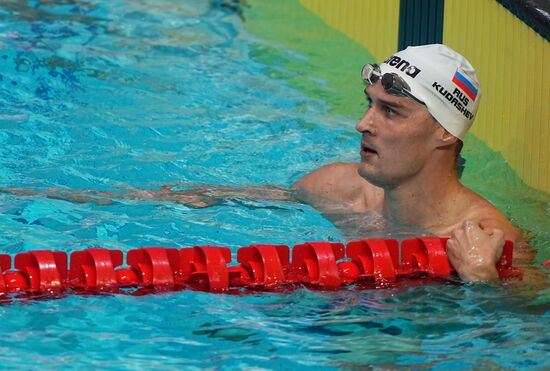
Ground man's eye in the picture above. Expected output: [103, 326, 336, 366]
[385, 105, 397, 116]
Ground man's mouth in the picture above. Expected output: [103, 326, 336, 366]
[360, 143, 378, 158]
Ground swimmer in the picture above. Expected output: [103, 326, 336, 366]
[0, 44, 534, 282]
[291, 45, 524, 282]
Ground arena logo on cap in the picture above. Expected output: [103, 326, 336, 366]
[383, 55, 421, 78]
[452, 69, 478, 101]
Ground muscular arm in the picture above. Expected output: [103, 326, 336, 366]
[0, 183, 295, 208]
[0, 162, 372, 210]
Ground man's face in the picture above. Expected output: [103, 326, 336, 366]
[356, 82, 442, 188]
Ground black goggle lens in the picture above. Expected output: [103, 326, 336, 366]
[361, 63, 425, 105]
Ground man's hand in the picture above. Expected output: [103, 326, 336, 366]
[446, 220, 505, 282]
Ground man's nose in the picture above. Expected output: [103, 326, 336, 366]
[355, 108, 376, 134]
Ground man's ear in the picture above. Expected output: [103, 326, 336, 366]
[437, 127, 459, 146]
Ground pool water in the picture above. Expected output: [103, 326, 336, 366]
[0, 0, 549, 369]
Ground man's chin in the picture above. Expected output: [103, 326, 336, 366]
[357, 163, 388, 188]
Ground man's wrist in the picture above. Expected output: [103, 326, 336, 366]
[459, 265, 499, 282]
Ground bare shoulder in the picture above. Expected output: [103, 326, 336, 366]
[291, 162, 364, 200]
[291, 162, 381, 210]
[459, 189, 522, 242]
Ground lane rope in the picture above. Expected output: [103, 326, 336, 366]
[0, 238, 524, 299]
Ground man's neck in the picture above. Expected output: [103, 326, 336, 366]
[381, 166, 465, 230]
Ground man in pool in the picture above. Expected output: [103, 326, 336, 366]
[0, 44, 530, 283]
[291, 44, 522, 282]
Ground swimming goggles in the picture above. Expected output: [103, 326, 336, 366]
[361, 63, 425, 105]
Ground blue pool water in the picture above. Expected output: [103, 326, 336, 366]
[0, 1, 549, 369]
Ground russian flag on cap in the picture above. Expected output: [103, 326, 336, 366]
[452, 68, 478, 101]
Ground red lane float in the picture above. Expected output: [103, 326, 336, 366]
[237, 244, 289, 287]
[401, 237, 451, 278]
[0, 254, 11, 292]
[14, 250, 67, 292]
[346, 239, 399, 283]
[0, 238, 522, 297]
[292, 242, 345, 288]
[69, 248, 123, 289]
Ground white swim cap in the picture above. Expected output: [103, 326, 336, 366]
[379, 44, 481, 140]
